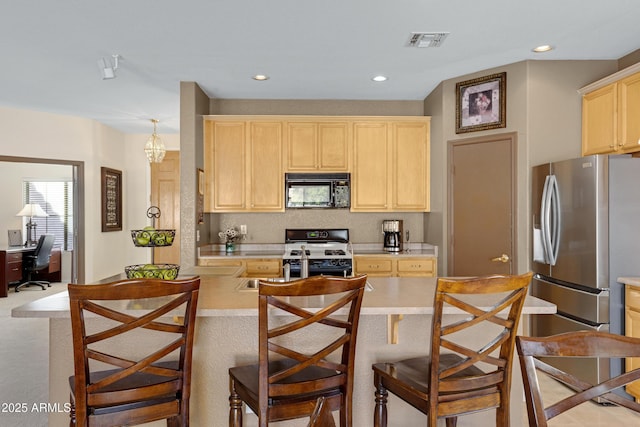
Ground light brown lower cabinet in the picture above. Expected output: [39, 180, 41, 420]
[354, 255, 436, 277]
[198, 258, 283, 278]
[625, 284, 640, 400]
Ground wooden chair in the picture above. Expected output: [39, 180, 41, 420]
[228, 274, 367, 427]
[516, 331, 640, 426]
[67, 276, 200, 427]
[308, 397, 336, 427]
[372, 272, 532, 427]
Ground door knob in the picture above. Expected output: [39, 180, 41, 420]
[491, 254, 510, 263]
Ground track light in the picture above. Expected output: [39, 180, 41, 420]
[98, 54, 120, 80]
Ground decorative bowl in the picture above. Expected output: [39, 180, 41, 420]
[131, 229, 176, 247]
[124, 264, 180, 280]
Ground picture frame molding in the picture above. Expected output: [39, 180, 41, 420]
[455, 72, 506, 134]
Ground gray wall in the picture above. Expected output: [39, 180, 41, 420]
[424, 59, 619, 274]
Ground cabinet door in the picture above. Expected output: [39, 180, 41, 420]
[286, 121, 349, 171]
[286, 122, 317, 171]
[317, 122, 349, 171]
[582, 84, 617, 156]
[248, 122, 284, 211]
[351, 122, 390, 211]
[391, 121, 430, 211]
[204, 121, 246, 211]
[619, 73, 640, 153]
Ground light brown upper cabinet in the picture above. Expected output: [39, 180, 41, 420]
[351, 118, 430, 212]
[285, 121, 350, 171]
[204, 119, 284, 212]
[204, 115, 430, 213]
[581, 69, 640, 156]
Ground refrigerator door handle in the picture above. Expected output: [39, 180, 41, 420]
[549, 174, 561, 265]
[541, 174, 561, 265]
[540, 175, 552, 264]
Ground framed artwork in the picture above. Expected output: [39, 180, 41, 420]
[197, 168, 204, 224]
[101, 167, 122, 232]
[456, 72, 506, 133]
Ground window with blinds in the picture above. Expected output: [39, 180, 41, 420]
[23, 180, 73, 251]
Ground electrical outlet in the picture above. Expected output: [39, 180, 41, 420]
[240, 224, 247, 234]
[196, 230, 200, 242]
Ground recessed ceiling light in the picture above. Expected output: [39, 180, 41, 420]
[532, 45, 554, 53]
[252, 74, 269, 81]
[372, 75, 388, 82]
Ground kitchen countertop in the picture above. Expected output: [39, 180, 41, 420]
[198, 242, 438, 259]
[618, 277, 640, 286]
[31, 272, 554, 427]
[12, 274, 555, 319]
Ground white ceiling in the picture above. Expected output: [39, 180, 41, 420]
[1, 0, 639, 134]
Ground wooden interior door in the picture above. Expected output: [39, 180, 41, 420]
[151, 150, 180, 264]
[448, 134, 516, 276]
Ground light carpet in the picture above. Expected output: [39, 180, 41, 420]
[0, 282, 62, 427]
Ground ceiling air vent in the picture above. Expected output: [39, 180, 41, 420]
[406, 32, 449, 48]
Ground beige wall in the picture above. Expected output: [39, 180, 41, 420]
[0, 106, 179, 282]
[424, 59, 619, 275]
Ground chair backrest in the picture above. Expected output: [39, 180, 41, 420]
[428, 272, 532, 409]
[257, 275, 367, 418]
[67, 277, 200, 420]
[33, 234, 55, 269]
[516, 331, 640, 426]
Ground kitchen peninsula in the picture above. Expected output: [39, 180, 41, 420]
[13, 273, 555, 426]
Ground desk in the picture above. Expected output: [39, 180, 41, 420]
[0, 246, 61, 297]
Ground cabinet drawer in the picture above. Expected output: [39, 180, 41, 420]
[7, 261, 23, 283]
[354, 258, 393, 275]
[48, 249, 61, 272]
[198, 259, 243, 267]
[397, 258, 435, 276]
[245, 259, 282, 277]
[7, 252, 22, 263]
[626, 286, 640, 311]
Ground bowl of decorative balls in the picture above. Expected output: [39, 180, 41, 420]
[125, 264, 180, 280]
[131, 227, 176, 247]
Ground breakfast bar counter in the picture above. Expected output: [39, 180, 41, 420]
[13, 274, 555, 426]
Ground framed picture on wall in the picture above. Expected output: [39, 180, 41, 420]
[456, 72, 506, 133]
[101, 167, 122, 232]
[197, 168, 204, 224]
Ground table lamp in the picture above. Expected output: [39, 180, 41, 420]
[16, 203, 48, 246]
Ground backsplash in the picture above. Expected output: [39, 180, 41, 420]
[206, 211, 425, 245]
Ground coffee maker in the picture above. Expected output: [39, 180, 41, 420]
[382, 220, 403, 252]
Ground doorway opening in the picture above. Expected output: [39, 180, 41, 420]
[0, 155, 84, 283]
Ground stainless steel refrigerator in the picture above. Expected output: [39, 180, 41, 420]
[532, 154, 640, 393]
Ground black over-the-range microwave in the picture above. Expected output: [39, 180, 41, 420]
[285, 173, 350, 209]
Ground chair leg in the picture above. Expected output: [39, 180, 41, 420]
[229, 378, 243, 427]
[15, 280, 48, 292]
[373, 374, 388, 427]
[445, 417, 458, 427]
[68, 396, 75, 427]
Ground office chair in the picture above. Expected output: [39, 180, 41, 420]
[15, 234, 55, 292]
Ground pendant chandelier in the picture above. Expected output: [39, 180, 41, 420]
[144, 119, 166, 163]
